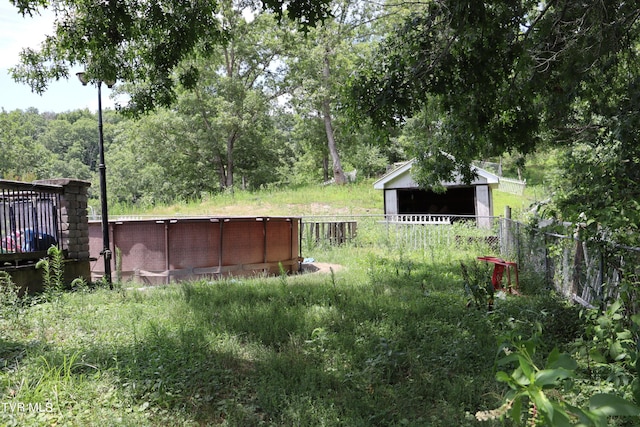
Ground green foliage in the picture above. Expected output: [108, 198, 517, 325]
[351, 1, 544, 176]
[0, 271, 22, 322]
[107, 110, 189, 204]
[35, 245, 66, 300]
[460, 260, 495, 310]
[1, 1, 402, 207]
[582, 300, 638, 367]
[353, 0, 639, 167]
[342, 141, 389, 179]
[574, 298, 640, 404]
[479, 325, 640, 426]
[349, 0, 640, 244]
[550, 137, 640, 246]
[284, 0, 389, 185]
[9, 0, 331, 116]
[0, 108, 49, 180]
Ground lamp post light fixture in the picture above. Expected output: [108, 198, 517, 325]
[76, 71, 115, 287]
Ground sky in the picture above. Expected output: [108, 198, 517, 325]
[0, 2, 120, 113]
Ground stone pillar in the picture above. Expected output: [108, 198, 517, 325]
[35, 179, 92, 261]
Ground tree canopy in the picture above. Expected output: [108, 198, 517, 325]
[351, 0, 640, 182]
[9, 0, 332, 116]
[350, 0, 640, 242]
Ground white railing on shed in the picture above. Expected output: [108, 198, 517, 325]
[386, 214, 452, 225]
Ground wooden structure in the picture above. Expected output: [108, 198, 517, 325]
[303, 220, 357, 245]
[89, 216, 300, 284]
[373, 159, 500, 228]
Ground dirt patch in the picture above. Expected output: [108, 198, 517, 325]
[299, 262, 343, 274]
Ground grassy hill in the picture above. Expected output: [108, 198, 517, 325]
[113, 180, 383, 217]
[113, 179, 542, 219]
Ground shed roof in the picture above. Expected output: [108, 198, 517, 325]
[373, 159, 499, 190]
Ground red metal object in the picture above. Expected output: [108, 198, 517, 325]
[477, 256, 519, 291]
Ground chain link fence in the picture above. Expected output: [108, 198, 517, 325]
[302, 215, 639, 313]
[500, 218, 640, 311]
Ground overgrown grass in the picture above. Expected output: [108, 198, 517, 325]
[4, 182, 635, 425]
[109, 180, 547, 220]
[2, 236, 622, 426]
[109, 180, 384, 218]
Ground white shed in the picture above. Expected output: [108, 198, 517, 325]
[373, 159, 499, 228]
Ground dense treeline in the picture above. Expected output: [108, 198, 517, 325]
[0, 104, 397, 207]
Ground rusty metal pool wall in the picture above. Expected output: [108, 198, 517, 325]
[89, 217, 300, 284]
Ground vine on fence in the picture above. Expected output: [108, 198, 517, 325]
[504, 218, 640, 315]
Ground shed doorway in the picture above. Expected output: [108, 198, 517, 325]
[396, 187, 475, 216]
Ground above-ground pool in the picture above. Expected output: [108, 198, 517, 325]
[89, 217, 300, 284]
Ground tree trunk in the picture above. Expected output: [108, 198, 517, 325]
[217, 154, 226, 190]
[322, 50, 347, 185]
[225, 130, 237, 189]
[323, 155, 329, 182]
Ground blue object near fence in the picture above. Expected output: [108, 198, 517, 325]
[22, 229, 58, 252]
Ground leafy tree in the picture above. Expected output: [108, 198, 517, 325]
[9, 0, 332, 116]
[350, 0, 640, 237]
[553, 146, 640, 248]
[0, 108, 49, 180]
[173, 4, 290, 190]
[266, 109, 315, 186]
[286, 115, 332, 184]
[351, 1, 639, 174]
[107, 109, 196, 205]
[286, 0, 387, 184]
[544, 31, 640, 246]
[38, 113, 94, 180]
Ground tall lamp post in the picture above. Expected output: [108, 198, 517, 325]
[76, 72, 114, 287]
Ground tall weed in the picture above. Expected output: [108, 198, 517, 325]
[0, 271, 22, 322]
[35, 245, 66, 301]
